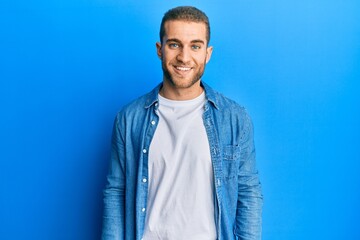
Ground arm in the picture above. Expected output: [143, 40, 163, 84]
[235, 113, 263, 240]
[102, 115, 126, 240]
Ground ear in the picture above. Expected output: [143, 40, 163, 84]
[205, 46, 213, 63]
[156, 42, 162, 59]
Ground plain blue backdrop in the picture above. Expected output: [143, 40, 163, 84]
[1, 0, 359, 239]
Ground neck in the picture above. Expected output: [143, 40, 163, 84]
[160, 79, 204, 101]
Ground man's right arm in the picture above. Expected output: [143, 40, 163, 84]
[102, 115, 126, 240]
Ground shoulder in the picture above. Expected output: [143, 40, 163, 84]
[115, 94, 147, 121]
[203, 82, 248, 117]
[113, 85, 159, 125]
[117, 84, 160, 116]
[204, 83, 254, 141]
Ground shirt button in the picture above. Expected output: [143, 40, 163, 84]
[151, 120, 156, 125]
[142, 149, 147, 154]
[142, 178, 147, 183]
[142, 208, 146, 212]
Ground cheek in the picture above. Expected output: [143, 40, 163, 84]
[197, 51, 209, 63]
[162, 52, 173, 63]
[196, 55, 208, 65]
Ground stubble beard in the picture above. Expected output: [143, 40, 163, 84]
[161, 59, 206, 89]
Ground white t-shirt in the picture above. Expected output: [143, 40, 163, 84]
[143, 92, 216, 240]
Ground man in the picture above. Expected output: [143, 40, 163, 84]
[102, 6, 263, 240]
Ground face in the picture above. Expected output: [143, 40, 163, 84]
[156, 20, 213, 91]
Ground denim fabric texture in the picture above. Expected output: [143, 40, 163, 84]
[102, 82, 263, 240]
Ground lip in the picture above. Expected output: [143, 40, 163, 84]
[173, 65, 192, 75]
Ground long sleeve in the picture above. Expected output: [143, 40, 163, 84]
[235, 113, 263, 240]
[102, 116, 126, 240]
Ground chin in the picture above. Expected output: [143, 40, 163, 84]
[170, 77, 200, 89]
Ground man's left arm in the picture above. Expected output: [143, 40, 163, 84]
[235, 112, 263, 240]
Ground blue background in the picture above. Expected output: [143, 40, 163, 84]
[1, 0, 359, 239]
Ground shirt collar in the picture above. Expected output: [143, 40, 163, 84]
[144, 81, 220, 110]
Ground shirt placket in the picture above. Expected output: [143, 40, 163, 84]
[138, 104, 159, 240]
[203, 102, 223, 240]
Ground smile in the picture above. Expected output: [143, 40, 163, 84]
[175, 66, 192, 71]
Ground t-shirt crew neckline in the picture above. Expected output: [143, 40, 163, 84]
[158, 91, 206, 107]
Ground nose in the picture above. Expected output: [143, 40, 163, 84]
[176, 47, 191, 63]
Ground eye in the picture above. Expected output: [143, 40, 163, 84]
[169, 43, 179, 49]
[192, 45, 201, 50]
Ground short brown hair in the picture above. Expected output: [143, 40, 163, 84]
[160, 6, 210, 45]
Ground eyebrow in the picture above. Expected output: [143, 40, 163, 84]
[191, 39, 205, 44]
[166, 38, 205, 45]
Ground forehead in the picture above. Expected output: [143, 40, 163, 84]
[163, 20, 207, 42]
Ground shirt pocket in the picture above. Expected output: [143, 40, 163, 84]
[222, 145, 241, 180]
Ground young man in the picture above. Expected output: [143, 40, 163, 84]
[102, 6, 263, 240]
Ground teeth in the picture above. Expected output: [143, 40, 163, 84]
[176, 66, 191, 71]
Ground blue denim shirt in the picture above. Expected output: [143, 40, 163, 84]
[102, 82, 263, 240]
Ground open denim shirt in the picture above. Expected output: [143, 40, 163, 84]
[102, 82, 263, 240]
